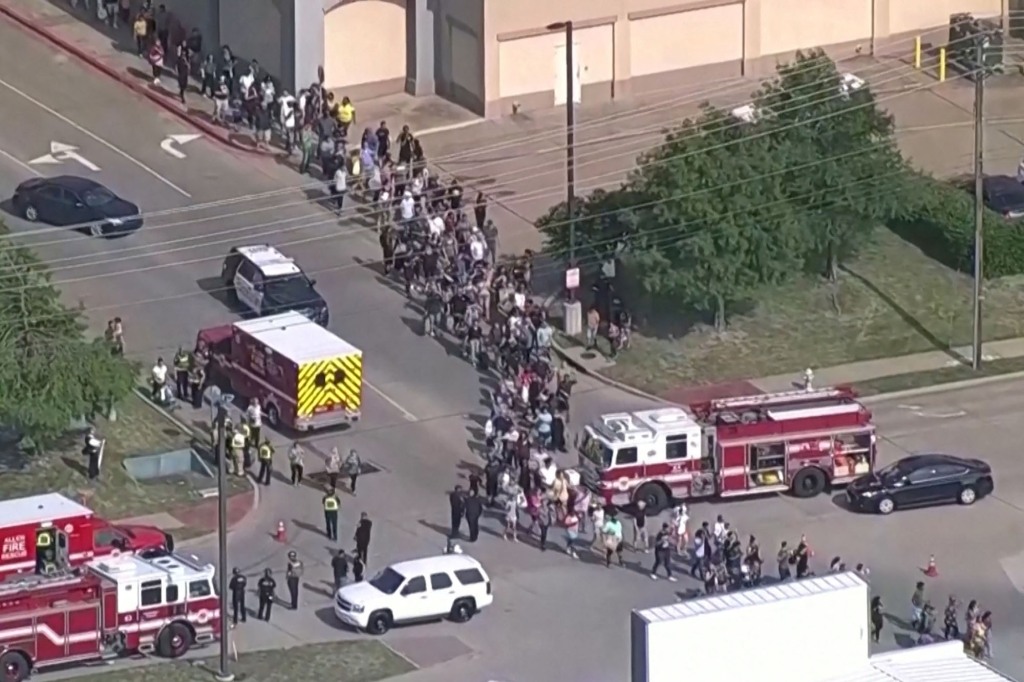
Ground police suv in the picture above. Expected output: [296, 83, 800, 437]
[221, 245, 329, 324]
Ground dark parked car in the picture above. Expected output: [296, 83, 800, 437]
[982, 175, 1024, 219]
[846, 454, 993, 515]
[12, 175, 143, 237]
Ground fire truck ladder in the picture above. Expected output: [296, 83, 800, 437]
[709, 387, 853, 411]
[0, 569, 85, 597]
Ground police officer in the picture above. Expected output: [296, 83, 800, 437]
[331, 549, 349, 592]
[239, 419, 254, 470]
[256, 567, 276, 621]
[188, 361, 206, 409]
[173, 346, 191, 400]
[285, 551, 303, 610]
[35, 530, 55, 575]
[83, 427, 103, 480]
[322, 488, 341, 540]
[257, 439, 274, 486]
[229, 427, 246, 476]
[228, 567, 247, 625]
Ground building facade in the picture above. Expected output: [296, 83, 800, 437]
[164, 0, 1006, 116]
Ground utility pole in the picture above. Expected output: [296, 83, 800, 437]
[213, 396, 234, 682]
[971, 33, 987, 370]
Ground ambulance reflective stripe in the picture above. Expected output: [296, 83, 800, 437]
[296, 353, 362, 417]
[0, 610, 220, 644]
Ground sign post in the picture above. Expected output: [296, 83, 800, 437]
[562, 267, 582, 336]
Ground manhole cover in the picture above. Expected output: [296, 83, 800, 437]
[580, 351, 598, 360]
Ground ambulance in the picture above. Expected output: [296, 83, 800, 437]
[0, 493, 171, 578]
[199, 311, 363, 430]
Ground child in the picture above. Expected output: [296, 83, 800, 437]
[503, 486, 522, 542]
[352, 554, 364, 582]
[564, 511, 580, 559]
[672, 503, 690, 553]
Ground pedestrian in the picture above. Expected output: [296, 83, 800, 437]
[288, 441, 305, 485]
[944, 596, 960, 640]
[631, 501, 649, 553]
[601, 511, 625, 568]
[343, 448, 361, 493]
[870, 596, 884, 642]
[83, 428, 104, 480]
[229, 426, 245, 476]
[331, 161, 347, 213]
[585, 306, 600, 350]
[589, 501, 605, 551]
[256, 438, 274, 486]
[298, 121, 315, 174]
[911, 581, 926, 632]
[672, 503, 689, 553]
[353, 512, 373, 565]
[154, 4, 169, 54]
[172, 346, 190, 400]
[256, 568, 275, 621]
[246, 398, 262, 445]
[133, 13, 149, 55]
[147, 39, 164, 87]
[175, 51, 189, 104]
[503, 486, 521, 542]
[448, 484, 466, 539]
[322, 488, 341, 541]
[689, 529, 706, 579]
[325, 447, 341, 490]
[650, 523, 676, 582]
[352, 554, 365, 582]
[188, 361, 205, 409]
[285, 550, 303, 610]
[464, 488, 483, 542]
[330, 549, 349, 593]
[794, 535, 812, 578]
[777, 540, 792, 582]
[228, 567, 247, 625]
[536, 498, 553, 551]
[564, 509, 580, 559]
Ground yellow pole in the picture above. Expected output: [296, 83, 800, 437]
[914, 36, 922, 69]
[939, 48, 946, 82]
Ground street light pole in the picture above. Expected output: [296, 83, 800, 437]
[971, 33, 987, 370]
[213, 398, 234, 682]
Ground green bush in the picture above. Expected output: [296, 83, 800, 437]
[889, 174, 1024, 278]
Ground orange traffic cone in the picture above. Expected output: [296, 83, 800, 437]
[923, 554, 938, 577]
[274, 520, 287, 543]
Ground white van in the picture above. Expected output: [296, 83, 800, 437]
[334, 554, 493, 634]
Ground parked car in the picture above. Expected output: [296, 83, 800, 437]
[12, 175, 143, 236]
[846, 453, 993, 514]
[334, 554, 493, 634]
[982, 175, 1024, 219]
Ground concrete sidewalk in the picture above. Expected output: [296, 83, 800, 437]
[555, 335, 1024, 401]
[0, 0, 477, 156]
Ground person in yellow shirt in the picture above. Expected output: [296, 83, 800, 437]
[336, 96, 355, 136]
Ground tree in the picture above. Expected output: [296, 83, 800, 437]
[0, 227, 136, 446]
[536, 187, 643, 265]
[751, 49, 909, 283]
[624, 105, 808, 329]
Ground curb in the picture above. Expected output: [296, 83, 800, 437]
[130, 387, 260, 548]
[0, 6, 266, 157]
[552, 339, 1024, 407]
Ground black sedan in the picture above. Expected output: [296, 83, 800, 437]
[846, 454, 993, 515]
[12, 175, 143, 237]
[982, 175, 1024, 219]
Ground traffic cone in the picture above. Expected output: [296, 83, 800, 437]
[923, 554, 938, 577]
[274, 520, 287, 543]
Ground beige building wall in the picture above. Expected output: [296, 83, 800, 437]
[482, 0, 1009, 117]
[323, 0, 407, 96]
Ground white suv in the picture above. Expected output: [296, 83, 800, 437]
[334, 555, 493, 634]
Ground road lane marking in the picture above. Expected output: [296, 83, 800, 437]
[0, 76, 191, 198]
[365, 380, 418, 422]
[0, 147, 42, 176]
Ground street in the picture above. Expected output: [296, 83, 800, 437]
[3, 16, 1024, 682]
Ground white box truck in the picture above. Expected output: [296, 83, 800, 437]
[631, 572, 870, 682]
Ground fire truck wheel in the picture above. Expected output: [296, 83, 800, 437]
[791, 468, 827, 498]
[634, 483, 669, 515]
[0, 651, 30, 682]
[156, 622, 194, 658]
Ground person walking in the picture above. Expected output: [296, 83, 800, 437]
[650, 523, 676, 581]
[331, 549, 349, 592]
[322, 488, 341, 541]
[256, 438, 274, 486]
[256, 568, 276, 622]
[870, 596, 884, 642]
[288, 441, 305, 486]
[536, 498, 552, 552]
[285, 551, 303, 610]
[449, 485, 466, 539]
[464, 489, 483, 542]
[343, 449, 362, 493]
[229, 567, 247, 625]
[601, 511, 625, 568]
[354, 512, 372, 565]
[325, 447, 341, 490]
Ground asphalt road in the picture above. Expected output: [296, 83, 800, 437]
[5, 18, 1024, 682]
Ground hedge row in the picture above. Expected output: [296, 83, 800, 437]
[889, 174, 1024, 278]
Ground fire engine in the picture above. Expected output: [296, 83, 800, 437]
[0, 551, 219, 681]
[0, 493, 171, 579]
[578, 387, 876, 514]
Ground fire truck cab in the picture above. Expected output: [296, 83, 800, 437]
[0, 494, 171, 579]
[0, 551, 219, 680]
[579, 387, 876, 514]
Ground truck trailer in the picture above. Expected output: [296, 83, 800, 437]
[631, 572, 869, 682]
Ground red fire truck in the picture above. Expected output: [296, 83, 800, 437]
[578, 387, 876, 514]
[0, 493, 171, 579]
[0, 551, 219, 680]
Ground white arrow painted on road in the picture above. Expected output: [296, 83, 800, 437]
[160, 133, 202, 159]
[29, 141, 100, 171]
